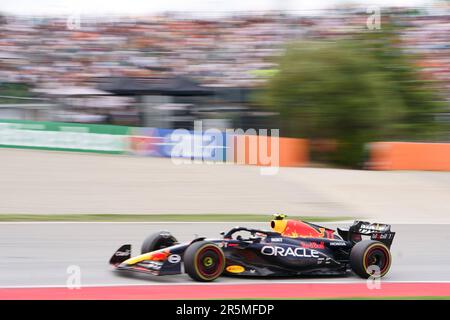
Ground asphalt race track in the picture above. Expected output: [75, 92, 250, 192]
[1, 221, 450, 289]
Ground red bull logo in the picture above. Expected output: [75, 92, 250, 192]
[271, 219, 335, 239]
[300, 241, 325, 249]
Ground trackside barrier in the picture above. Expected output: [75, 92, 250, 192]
[231, 135, 309, 167]
[369, 142, 450, 171]
[129, 129, 309, 167]
[127, 127, 227, 161]
[0, 119, 310, 167]
[129, 128, 308, 167]
[0, 119, 129, 154]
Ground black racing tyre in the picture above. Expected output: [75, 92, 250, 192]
[141, 232, 178, 254]
[350, 240, 392, 279]
[184, 241, 225, 282]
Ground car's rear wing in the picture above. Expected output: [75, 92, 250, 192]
[338, 221, 395, 248]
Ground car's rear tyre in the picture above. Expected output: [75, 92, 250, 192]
[350, 240, 392, 279]
[184, 241, 225, 282]
[141, 232, 178, 254]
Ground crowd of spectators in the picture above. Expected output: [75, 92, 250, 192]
[0, 5, 449, 115]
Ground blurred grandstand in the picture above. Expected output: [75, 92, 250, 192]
[0, 4, 449, 130]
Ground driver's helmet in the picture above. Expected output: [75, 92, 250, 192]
[273, 213, 286, 220]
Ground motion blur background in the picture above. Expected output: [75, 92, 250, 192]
[0, 0, 450, 220]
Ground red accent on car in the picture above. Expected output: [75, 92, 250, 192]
[300, 241, 325, 249]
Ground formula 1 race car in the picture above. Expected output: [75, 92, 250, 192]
[109, 215, 395, 282]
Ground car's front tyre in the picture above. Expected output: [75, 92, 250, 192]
[141, 232, 178, 254]
[184, 241, 225, 282]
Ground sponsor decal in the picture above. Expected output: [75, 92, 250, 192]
[279, 220, 336, 239]
[140, 261, 163, 270]
[329, 241, 347, 246]
[167, 254, 181, 264]
[226, 265, 245, 273]
[317, 257, 332, 265]
[0, 120, 128, 153]
[359, 223, 389, 234]
[371, 232, 394, 240]
[284, 225, 326, 238]
[149, 251, 170, 261]
[325, 229, 335, 239]
[270, 238, 283, 242]
[261, 246, 320, 258]
[300, 241, 325, 249]
[128, 135, 162, 156]
[115, 249, 130, 256]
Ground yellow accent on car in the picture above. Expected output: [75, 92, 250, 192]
[226, 265, 245, 273]
[203, 257, 213, 267]
[123, 253, 152, 265]
[193, 244, 225, 281]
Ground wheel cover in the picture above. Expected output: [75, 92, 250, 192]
[364, 245, 391, 276]
[195, 245, 224, 279]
